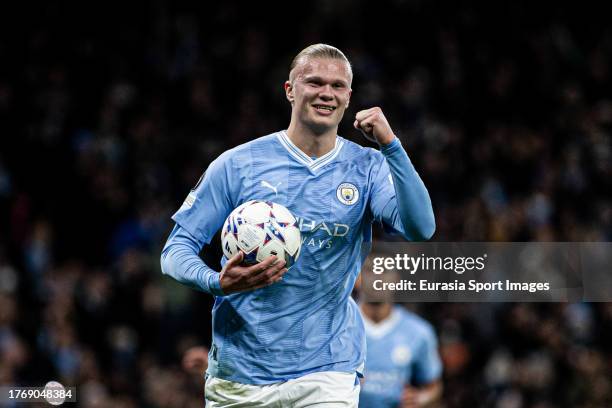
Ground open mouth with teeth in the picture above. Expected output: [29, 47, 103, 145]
[312, 104, 336, 115]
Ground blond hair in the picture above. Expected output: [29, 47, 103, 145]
[289, 43, 353, 84]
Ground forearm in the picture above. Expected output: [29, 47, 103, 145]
[416, 381, 442, 406]
[160, 225, 225, 296]
[381, 138, 435, 241]
[402, 381, 442, 408]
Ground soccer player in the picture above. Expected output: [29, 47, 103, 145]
[359, 302, 442, 408]
[161, 44, 435, 407]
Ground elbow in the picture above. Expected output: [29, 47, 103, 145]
[160, 245, 172, 276]
[409, 216, 436, 242]
[421, 216, 436, 240]
[414, 225, 435, 242]
[418, 207, 436, 241]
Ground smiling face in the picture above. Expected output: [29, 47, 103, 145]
[285, 57, 352, 135]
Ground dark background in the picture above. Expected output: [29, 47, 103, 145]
[1, 1, 611, 407]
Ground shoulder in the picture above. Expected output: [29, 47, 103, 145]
[234, 132, 281, 151]
[396, 307, 437, 340]
[210, 132, 281, 166]
[338, 136, 385, 164]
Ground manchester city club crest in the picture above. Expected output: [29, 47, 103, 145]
[391, 345, 412, 365]
[336, 182, 359, 205]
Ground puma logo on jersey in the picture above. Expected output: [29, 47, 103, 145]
[261, 180, 282, 195]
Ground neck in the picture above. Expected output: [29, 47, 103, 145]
[286, 120, 337, 158]
[360, 303, 393, 324]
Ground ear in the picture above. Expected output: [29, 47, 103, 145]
[284, 81, 294, 104]
[346, 88, 352, 109]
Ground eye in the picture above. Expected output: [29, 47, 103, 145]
[333, 83, 345, 89]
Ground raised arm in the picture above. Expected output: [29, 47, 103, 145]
[355, 107, 435, 241]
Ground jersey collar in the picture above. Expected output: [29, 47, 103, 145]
[362, 307, 401, 339]
[277, 130, 344, 171]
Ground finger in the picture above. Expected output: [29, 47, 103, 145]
[264, 262, 287, 280]
[244, 255, 277, 275]
[249, 259, 286, 284]
[358, 126, 378, 143]
[355, 108, 376, 122]
[251, 268, 288, 290]
[246, 256, 280, 277]
[357, 118, 375, 133]
[269, 267, 288, 283]
[356, 112, 379, 132]
[355, 109, 372, 123]
[226, 251, 244, 267]
[248, 260, 286, 286]
[359, 113, 377, 127]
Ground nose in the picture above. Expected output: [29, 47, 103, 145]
[319, 84, 333, 101]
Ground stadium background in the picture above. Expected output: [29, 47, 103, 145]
[1, 1, 611, 407]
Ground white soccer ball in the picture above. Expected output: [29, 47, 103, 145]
[221, 200, 302, 268]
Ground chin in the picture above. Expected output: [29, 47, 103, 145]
[308, 121, 337, 135]
[306, 116, 341, 133]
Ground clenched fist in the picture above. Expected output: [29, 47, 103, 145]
[354, 107, 396, 146]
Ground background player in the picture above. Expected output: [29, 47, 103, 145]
[359, 302, 442, 408]
[160, 44, 435, 407]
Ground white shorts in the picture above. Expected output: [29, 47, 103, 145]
[205, 371, 360, 407]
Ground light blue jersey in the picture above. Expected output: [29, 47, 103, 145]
[359, 306, 442, 408]
[161, 131, 435, 384]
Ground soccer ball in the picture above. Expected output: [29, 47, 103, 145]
[221, 200, 302, 268]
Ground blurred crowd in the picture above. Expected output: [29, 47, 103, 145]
[1, 1, 611, 407]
